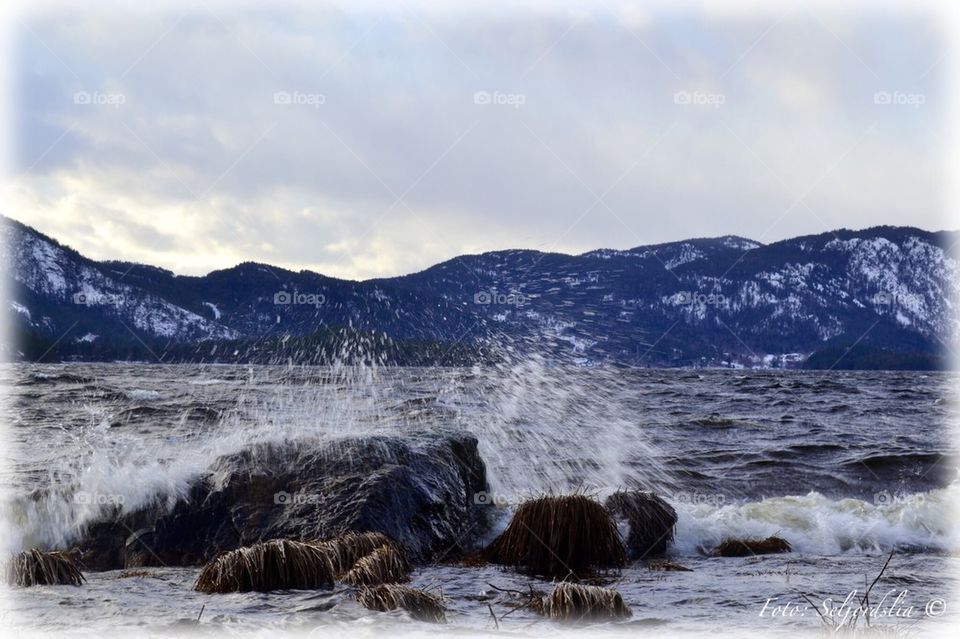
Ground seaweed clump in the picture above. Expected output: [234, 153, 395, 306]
[484, 494, 626, 579]
[194, 539, 335, 593]
[4, 549, 85, 587]
[357, 584, 446, 623]
[539, 582, 632, 622]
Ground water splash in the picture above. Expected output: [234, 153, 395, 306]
[3, 349, 675, 554]
[451, 354, 675, 500]
[672, 482, 959, 555]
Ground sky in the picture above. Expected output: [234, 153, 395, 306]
[2, 0, 953, 281]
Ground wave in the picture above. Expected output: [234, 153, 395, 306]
[671, 483, 957, 555]
[844, 452, 946, 470]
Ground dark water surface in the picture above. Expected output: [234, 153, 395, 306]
[1, 363, 957, 637]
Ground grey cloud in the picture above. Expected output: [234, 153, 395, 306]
[8, 2, 950, 278]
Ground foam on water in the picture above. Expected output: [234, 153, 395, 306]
[672, 481, 959, 555]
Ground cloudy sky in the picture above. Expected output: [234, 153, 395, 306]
[3, 0, 953, 280]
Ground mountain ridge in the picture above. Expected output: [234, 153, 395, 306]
[3, 215, 957, 368]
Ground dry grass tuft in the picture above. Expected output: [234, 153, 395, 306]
[194, 539, 334, 593]
[647, 560, 692, 571]
[4, 549, 85, 587]
[713, 536, 792, 557]
[484, 494, 626, 579]
[344, 544, 411, 586]
[314, 531, 393, 578]
[357, 584, 446, 623]
[539, 582, 632, 622]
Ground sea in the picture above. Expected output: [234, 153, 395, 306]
[1, 362, 957, 637]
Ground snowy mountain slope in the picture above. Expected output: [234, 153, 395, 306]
[3, 216, 957, 367]
[2, 219, 238, 346]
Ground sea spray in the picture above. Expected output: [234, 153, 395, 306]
[455, 354, 676, 501]
[2, 358, 400, 553]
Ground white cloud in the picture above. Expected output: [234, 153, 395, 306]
[4, 1, 951, 278]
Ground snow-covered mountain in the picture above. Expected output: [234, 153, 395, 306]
[3, 216, 957, 368]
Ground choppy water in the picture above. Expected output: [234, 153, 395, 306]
[1, 363, 958, 637]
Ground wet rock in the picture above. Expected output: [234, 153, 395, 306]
[604, 491, 677, 559]
[77, 430, 488, 570]
[712, 536, 791, 557]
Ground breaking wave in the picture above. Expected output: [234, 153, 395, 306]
[673, 482, 958, 555]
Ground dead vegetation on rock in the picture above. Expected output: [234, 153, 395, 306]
[194, 539, 334, 593]
[4, 549, 85, 587]
[484, 494, 626, 579]
[343, 543, 411, 586]
[194, 532, 415, 593]
[315, 531, 393, 578]
[357, 584, 446, 623]
[539, 582, 632, 622]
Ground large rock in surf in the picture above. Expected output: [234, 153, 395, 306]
[76, 430, 488, 570]
[604, 491, 677, 559]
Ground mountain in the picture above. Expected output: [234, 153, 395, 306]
[2, 216, 957, 368]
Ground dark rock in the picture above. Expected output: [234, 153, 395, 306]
[77, 430, 488, 570]
[712, 536, 791, 557]
[604, 491, 677, 559]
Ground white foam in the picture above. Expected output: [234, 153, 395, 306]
[125, 389, 164, 401]
[672, 483, 958, 555]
